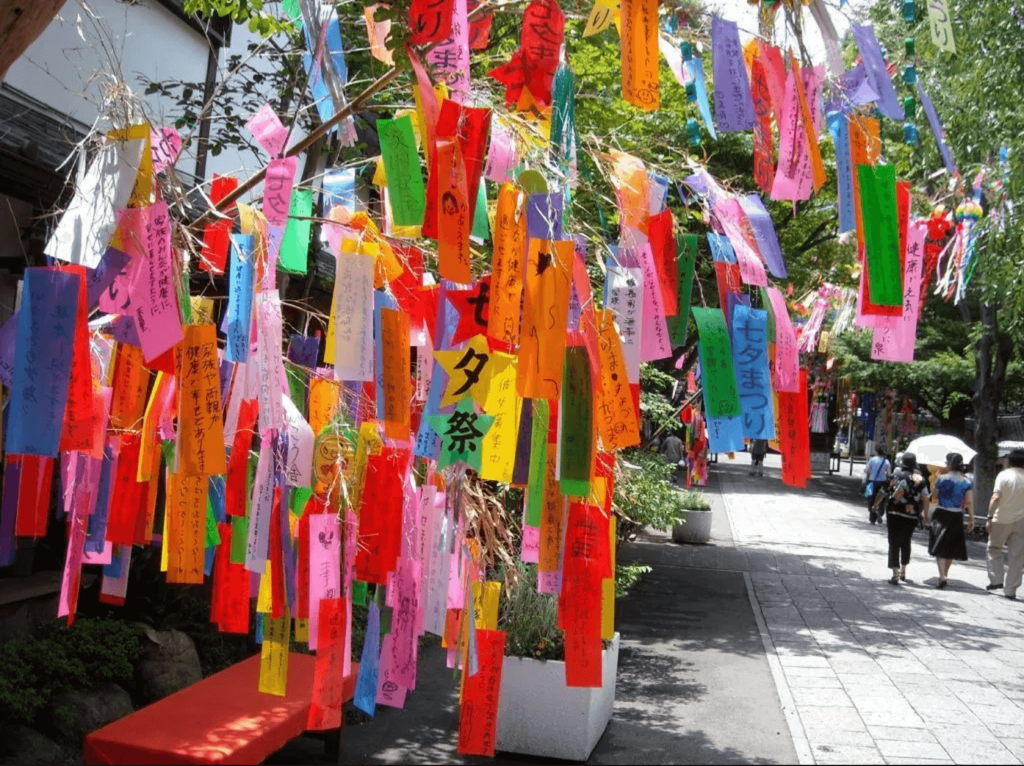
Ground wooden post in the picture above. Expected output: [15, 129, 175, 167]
[0, 1, 68, 81]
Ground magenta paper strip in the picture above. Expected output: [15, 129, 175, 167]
[263, 157, 298, 228]
[716, 199, 767, 287]
[771, 67, 823, 203]
[765, 287, 799, 393]
[872, 221, 926, 362]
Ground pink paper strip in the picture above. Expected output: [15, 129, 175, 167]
[309, 513, 341, 652]
[717, 199, 768, 287]
[129, 201, 184, 362]
[246, 103, 289, 158]
[635, 244, 672, 361]
[770, 67, 823, 203]
[427, 0, 470, 103]
[521, 524, 540, 563]
[263, 157, 298, 228]
[483, 121, 518, 183]
[389, 557, 421, 690]
[151, 128, 182, 173]
[872, 221, 926, 362]
[766, 287, 800, 393]
[376, 634, 409, 708]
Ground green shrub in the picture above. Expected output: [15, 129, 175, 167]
[614, 450, 691, 538]
[0, 618, 144, 728]
[497, 560, 564, 661]
[614, 562, 652, 598]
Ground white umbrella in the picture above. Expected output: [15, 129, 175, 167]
[905, 434, 977, 467]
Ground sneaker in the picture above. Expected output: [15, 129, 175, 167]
[869, 513, 877, 524]
[937, 580, 948, 589]
[899, 569, 906, 582]
[986, 583, 1003, 591]
[888, 575, 900, 585]
[1007, 594, 1017, 601]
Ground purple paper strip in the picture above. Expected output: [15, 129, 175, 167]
[287, 335, 320, 369]
[88, 247, 132, 310]
[851, 24, 904, 121]
[109, 316, 142, 347]
[512, 400, 533, 486]
[838, 65, 881, 108]
[711, 15, 756, 132]
[85, 442, 117, 554]
[526, 193, 564, 240]
[917, 80, 957, 174]
[740, 195, 787, 279]
[0, 459, 21, 566]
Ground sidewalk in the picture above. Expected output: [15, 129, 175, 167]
[710, 453, 1024, 765]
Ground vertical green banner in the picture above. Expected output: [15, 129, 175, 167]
[858, 164, 903, 306]
[560, 346, 593, 498]
[526, 399, 549, 527]
[691, 307, 741, 418]
[472, 181, 490, 242]
[668, 232, 698, 346]
[377, 114, 426, 227]
[280, 188, 313, 274]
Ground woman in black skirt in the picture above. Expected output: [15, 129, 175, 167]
[929, 452, 975, 588]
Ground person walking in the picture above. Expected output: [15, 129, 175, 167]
[876, 452, 930, 584]
[862, 445, 891, 524]
[749, 439, 768, 477]
[929, 452, 974, 589]
[660, 431, 684, 483]
[986, 447, 1024, 599]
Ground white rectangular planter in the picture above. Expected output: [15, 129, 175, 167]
[495, 632, 619, 761]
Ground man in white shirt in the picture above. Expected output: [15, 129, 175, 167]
[986, 448, 1024, 599]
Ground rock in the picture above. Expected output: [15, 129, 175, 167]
[0, 725, 65, 764]
[48, 683, 133, 746]
[136, 629, 201, 703]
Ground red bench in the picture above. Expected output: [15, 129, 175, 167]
[83, 653, 358, 765]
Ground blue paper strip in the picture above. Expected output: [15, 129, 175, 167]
[287, 335, 320, 369]
[917, 81, 957, 175]
[353, 601, 381, 716]
[827, 112, 857, 234]
[731, 305, 775, 441]
[741, 195, 788, 278]
[706, 414, 746, 453]
[323, 168, 357, 212]
[414, 286, 458, 461]
[85, 443, 116, 554]
[226, 235, 255, 363]
[7, 268, 79, 457]
[708, 232, 736, 264]
[688, 58, 718, 140]
[851, 24, 904, 121]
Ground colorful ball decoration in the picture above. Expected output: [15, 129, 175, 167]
[955, 200, 983, 224]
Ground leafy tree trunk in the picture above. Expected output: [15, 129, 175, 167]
[0, 1, 67, 80]
[973, 303, 1012, 513]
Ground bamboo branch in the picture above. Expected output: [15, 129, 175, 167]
[189, 0, 497, 230]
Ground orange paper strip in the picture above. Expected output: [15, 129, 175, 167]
[487, 183, 527, 351]
[517, 239, 573, 400]
[166, 473, 208, 584]
[789, 53, 826, 193]
[594, 309, 641, 450]
[109, 344, 151, 432]
[380, 308, 411, 440]
[620, 0, 660, 111]
[177, 325, 227, 477]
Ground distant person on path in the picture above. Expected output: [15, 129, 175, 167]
[661, 431, 684, 482]
[929, 452, 973, 589]
[878, 452, 930, 585]
[749, 439, 768, 477]
[862, 445, 891, 524]
[986, 448, 1024, 600]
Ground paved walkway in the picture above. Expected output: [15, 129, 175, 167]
[705, 453, 1024, 765]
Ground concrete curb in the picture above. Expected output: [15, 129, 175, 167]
[717, 469, 816, 765]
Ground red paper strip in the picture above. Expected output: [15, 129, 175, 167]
[308, 597, 348, 731]
[647, 210, 677, 315]
[750, 56, 775, 195]
[212, 522, 251, 634]
[105, 432, 146, 546]
[456, 628, 506, 757]
[409, 0, 453, 45]
[561, 503, 607, 688]
[779, 369, 811, 488]
[487, 0, 564, 107]
[356, 447, 410, 584]
[269, 487, 286, 620]
[467, 0, 493, 49]
[424, 100, 492, 241]
[14, 456, 53, 539]
[226, 400, 258, 517]
[200, 175, 240, 275]
[296, 507, 312, 621]
[58, 265, 95, 452]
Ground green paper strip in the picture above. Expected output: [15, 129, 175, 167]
[559, 346, 593, 498]
[759, 288, 777, 344]
[668, 232, 698, 346]
[246, 450, 259, 516]
[471, 180, 490, 242]
[280, 188, 313, 274]
[377, 114, 426, 227]
[230, 516, 248, 565]
[291, 487, 313, 517]
[858, 164, 903, 306]
[691, 307, 742, 418]
[205, 494, 221, 548]
[285, 360, 307, 415]
[526, 398, 549, 527]
[352, 580, 368, 607]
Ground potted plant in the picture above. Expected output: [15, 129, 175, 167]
[671, 490, 713, 544]
[494, 562, 620, 762]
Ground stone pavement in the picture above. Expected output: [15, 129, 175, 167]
[703, 453, 1024, 765]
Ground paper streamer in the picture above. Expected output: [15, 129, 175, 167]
[917, 81, 957, 175]
[731, 305, 775, 441]
[851, 24, 904, 121]
[621, 0, 660, 111]
[859, 164, 903, 307]
[927, 0, 956, 53]
[378, 114, 427, 227]
[456, 629, 506, 756]
[691, 308, 741, 418]
[872, 220, 927, 362]
[711, 16, 755, 132]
